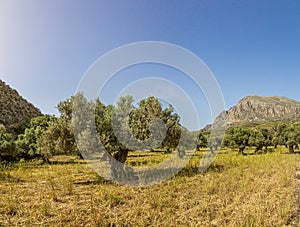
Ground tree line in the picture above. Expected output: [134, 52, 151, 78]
[1, 93, 300, 164]
[222, 123, 300, 154]
[200, 122, 300, 155]
[0, 94, 191, 163]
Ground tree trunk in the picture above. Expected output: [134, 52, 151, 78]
[42, 156, 50, 164]
[255, 145, 262, 153]
[165, 148, 171, 154]
[110, 149, 134, 183]
[239, 147, 246, 155]
[289, 145, 295, 153]
[178, 149, 185, 158]
[113, 148, 129, 163]
[78, 152, 84, 159]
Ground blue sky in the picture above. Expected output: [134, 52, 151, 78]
[0, 0, 299, 130]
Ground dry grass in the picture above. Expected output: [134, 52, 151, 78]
[0, 149, 299, 226]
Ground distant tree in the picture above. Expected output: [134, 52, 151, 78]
[0, 124, 15, 161]
[260, 128, 273, 151]
[223, 132, 236, 150]
[176, 128, 198, 157]
[15, 115, 54, 161]
[272, 123, 287, 148]
[223, 127, 251, 155]
[196, 131, 208, 151]
[249, 129, 264, 152]
[207, 135, 223, 153]
[284, 124, 300, 153]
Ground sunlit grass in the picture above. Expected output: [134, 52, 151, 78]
[0, 148, 299, 226]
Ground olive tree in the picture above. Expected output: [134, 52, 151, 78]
[272, 123, 287, 149]
[223, 127, 251, 155]
[284, 124, 300, 153]
[249, 129, 264, 153]
[0, 124, 15, 161]
[15, 115, 54, 161]
[196, 131, 208, 151]
[39, 96, 80, 158]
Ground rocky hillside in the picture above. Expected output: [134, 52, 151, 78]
[213, 95, 300, 127]
[0, 79, 42, 130]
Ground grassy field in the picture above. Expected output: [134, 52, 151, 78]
[0, 149, 300, 226]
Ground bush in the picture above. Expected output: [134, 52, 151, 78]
[0, 124, 16, 161]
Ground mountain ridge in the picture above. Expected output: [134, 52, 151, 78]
[0, 79, 42, 132]
[212, 95, 300, 129]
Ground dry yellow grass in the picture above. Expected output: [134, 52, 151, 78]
[0, 149, 299, 226]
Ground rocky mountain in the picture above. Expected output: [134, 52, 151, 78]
[213, 95, 300, 128]
[0, 79, 42, 131]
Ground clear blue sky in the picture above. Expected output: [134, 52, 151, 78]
[1, 0, 299, 130]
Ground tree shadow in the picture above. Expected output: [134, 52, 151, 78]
[177, 163, 225, 177]
[47, 160, 87, 165]
[69, 161, 226, 186]
[73, 177, 111, 185]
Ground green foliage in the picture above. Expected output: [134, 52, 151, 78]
[222, 122, 300, 154]
[130, 96, 162, 141]
[15, 115, 54, 160]
[197, 132, 207, 150]
[223, 127, 251, 154]
[16, 126, 43, 158]
[129, 96, 182, 152]
[6, 89, 300, 164]
[0, 124, 16, 161]
[40, 116, 78, 157]
[8, 120, 29, 137]
[283, 123, 300, 153]
[272, 123, 287, 147]
[177, 128, 197, 155]
[249, 129, 264, 152]
[161, 105, 181, 151]
[74, 94, 185, 164]
[38, 95, 82, 157]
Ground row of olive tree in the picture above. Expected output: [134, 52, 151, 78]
[3, 93, 299, 163]
[0, 94, 188, 163]
[217, 123, 300, 154]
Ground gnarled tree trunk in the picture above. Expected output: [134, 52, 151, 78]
[113, 148, 129, 163]
[289, 145, 295, 153]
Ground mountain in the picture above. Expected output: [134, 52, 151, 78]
[0, 79, 42, 131]
[213, 95, 300, 128]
